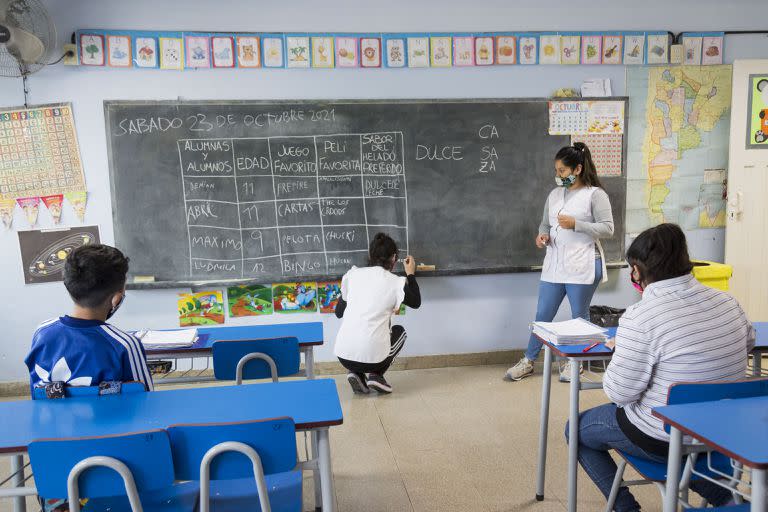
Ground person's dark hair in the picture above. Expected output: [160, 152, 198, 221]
[368, 232, 398, 270]
[63, 244, 130, 308]
[626, 223, 693, 285]
[555, 142, 603, 188]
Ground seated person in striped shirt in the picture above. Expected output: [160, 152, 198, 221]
[334, 233, 421, 395]
[566, 224, 755, 512]
[25, 244, 154, 396]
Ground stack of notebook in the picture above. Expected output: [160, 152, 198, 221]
[134, 328, 198, 350]
[531, 318, 608, 346]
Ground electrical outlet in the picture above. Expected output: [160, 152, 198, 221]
[62, 44, 78, 65]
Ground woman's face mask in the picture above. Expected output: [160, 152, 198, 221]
[555, 175, 577, 188]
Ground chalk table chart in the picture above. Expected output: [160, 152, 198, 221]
[179, 133, 407, 279]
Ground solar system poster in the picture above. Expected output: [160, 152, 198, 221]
[18, 226, 100, 284]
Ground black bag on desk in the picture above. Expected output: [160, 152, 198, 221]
[590, 306, 625, 327]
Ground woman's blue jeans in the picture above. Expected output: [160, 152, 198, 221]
[525, 258, 602, 361]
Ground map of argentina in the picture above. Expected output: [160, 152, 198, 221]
[626, 66, 732, 233]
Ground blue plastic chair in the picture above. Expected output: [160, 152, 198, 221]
[606, 378, 768, 512]
[31, 381, 147, 400]
[167, 417, 302, 512]
[28, 429, 198, 512]
[212, 337, 300, 384]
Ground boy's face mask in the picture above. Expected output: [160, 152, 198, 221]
[106, 293, 125, 320]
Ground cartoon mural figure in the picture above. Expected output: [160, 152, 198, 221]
[321, 283, 340, 308]
[295, 284, 316, 308]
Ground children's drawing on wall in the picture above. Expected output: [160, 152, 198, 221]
[79, 33, 104, 66]
[41, 195, 63, 224]
[311, 36, 334, 68]
[287, 36, 310, 68]
[474, 36, 494, 66]
[336, 37, 358, 67]
[228, 285, 273, 317]
[18, 226, 100, 284]
[107, 35, 131, 67]
[237, 36, 260, 67]
[178, 290, 225, 326]
[159, 37, 183, 70]
[407, 37, 429, 68]
[185, 35, 211, 68]
[385, 38, 406, 68]
[360, 38, 381, 68]
[16, 197, 39, 227]
[134, 37, 157, 68]
[262, 36, 284, 67]
[318, 280, 341, 314]
[212, 36, 235, 67]
[64, 192, 87, 222]
[0, 199, 14, 229]
[273, 282, 317, 313]
[747, 75, 768, 148]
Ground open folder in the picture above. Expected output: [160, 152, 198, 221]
[531, 318, 607, 346]
[134, 328, 198, 350]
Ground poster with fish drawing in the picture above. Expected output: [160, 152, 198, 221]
[262, 36, 284, 68]
[560, 35, 580, 65]
[622, 34, 645, 65]
[212, 36, 235, 68]
[474, 36, 494, 66]
[286, 36, 310, 68]
[701, 35, 723, 65]
[159, 37, 183, 70]
[236, 36, 260, 68]
[453, 36, 474, 66]
[407, 36, 429, 68]
[134, 36, 157, 68]
[581, 35, 602, 65]
[518, 35, 538, 65]
[273, 282, 318, 314]
[385, 37, 406, 68]
[185, 35, 211, 68]
[107, 35, 131, 67]
[360, 37, 381, 68]
[645, 33, 669, 64]
[495, 35, 516, 65]
[311, 36, 334, 68]
[79, 33, 104, 66]
[336, 37, 358, 67]
[602, 35, 623, 65]
[539, 34, 560, 65]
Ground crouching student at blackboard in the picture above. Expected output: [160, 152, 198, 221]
[25, 244, 154, 397]
[334, 233, 421, 394]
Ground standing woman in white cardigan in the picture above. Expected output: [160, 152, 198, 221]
[505, 142, 614, 382]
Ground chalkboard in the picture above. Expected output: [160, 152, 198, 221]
[104, 99, 626, 288]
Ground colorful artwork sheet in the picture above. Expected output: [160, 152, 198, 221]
[360, 37, 381, 68]
[236, 36, 261, 68]
[474, 36, 494, 66]
[518, 35, 538, 65]
[311, 36, 334, 68]
[318, 280, 341, 314]
[185, 35, 211, 68]
[623, 34, 645, 65]
[79, 33, 104, 66]
[747, 74, 768, 149]
[212, 36, 235, 68]
[286, 36, 310, 68]
[384, 37, 406, 68]
[539, 34, 560, 64]
[134, 36, 158, 68]
[336, 37, 358, 67]
[495, 36, 516, 65]
[273, 282, 318, 313]
[18, 225, 100, 284]
[178, 290, 225, 326]
[407, 36, 429, 68]
[107, 35, 131, 67]
[227, 284, 273, 317]
[602, 35, 623, 65]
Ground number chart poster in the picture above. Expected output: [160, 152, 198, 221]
[0, 103, 87, 201]
[746, 75, 768, 149]
[18, 225, 100, 284]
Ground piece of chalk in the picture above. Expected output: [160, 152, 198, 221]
[416, 264, 436, 271]
[133, 275, 156, 283]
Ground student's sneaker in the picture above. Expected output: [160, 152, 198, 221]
[366, 373, 392, 394]
[347, 372, 370, 395]
[504, 357, 534, 381]
[558, 361, 584, 383]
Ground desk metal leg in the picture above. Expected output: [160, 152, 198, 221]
[567, 359, 580, 512]
[305, 347, 316, 379]
[754, 351, 763, 377]
[663, 428, 683, 512]
[312, 430, 322, 511]
[752, 468, 766, 512]
[535, 345, 553, 501]
[317, 428, 336, 512]
[10, 454, 26, 512]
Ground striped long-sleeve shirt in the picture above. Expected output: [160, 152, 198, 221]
[603, 274, 755, 442]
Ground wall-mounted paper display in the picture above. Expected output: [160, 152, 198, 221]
[159, 37, 183, 69]
[518, 35, 538, 65]
[185, 34, 210, 68]
[286, 35, 310, 68]
[134, 36, 157, 68]
[539, 34, 560, 65]
[79, 33, 104, 66]
[360, 37, 382, 68]
[335, 36, 358, 67]
[701, 33, 723, 65]
[407, 36, 429, 67]
[495, 35, 516, 65]
[212, 36, 235, 68]
[560, 35, 580, 65]
[384, 36, 407, 68]
[453, 36, 475, 66]
[622, 33, 645, 65]
[262, 35, 284, 68]
[682, 34, 703, 65]
[646, 32, 669, 64]
[474, 36, 494, 66]
[107, 35, 131, 67]
[311, 36, 334, 68]
[581, 35, 602, 65]
[236, 35, 260, 68]
[430, 36, 452, 67]
[602, 35, 622, 65]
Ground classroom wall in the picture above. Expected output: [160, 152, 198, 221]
[1, 0, 766, 382]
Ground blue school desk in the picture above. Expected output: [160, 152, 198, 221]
[144, 322, 324, 383]
[653, 396, 768, 512]
[0, 379, 342, 512]
[534, 323, 767, 512]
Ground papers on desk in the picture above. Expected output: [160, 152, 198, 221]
[134, 329, 197, 349]
[532, 318, 607, 346]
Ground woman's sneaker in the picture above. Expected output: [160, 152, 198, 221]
[347, 372, 370, 394]
[504, 357, 534, 381]
[366, 373, 393, 394]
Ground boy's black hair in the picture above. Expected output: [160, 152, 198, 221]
[555, 142, 603, 188]
[63, 244, 130, 308]
[626, 223, 693, 285]
[368, 232, 397, 270]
